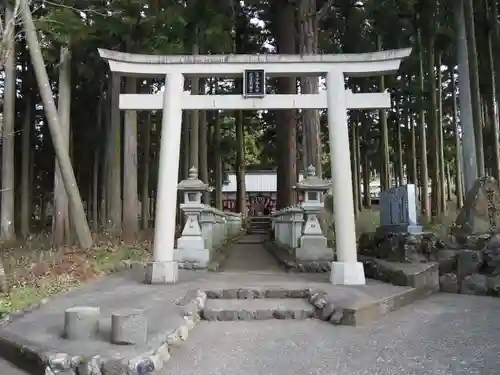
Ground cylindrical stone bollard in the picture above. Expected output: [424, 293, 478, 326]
[111, 309, 147, 345]
[64, 306, 100, 340]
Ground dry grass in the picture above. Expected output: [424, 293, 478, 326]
[0, 238, 150, 318]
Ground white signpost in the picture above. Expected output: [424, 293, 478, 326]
[99, 48, 411, 286]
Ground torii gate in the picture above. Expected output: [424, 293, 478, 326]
[99, 48, 412, 286]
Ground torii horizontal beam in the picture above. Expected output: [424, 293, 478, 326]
[98, 48, 412, 77]
[119, 91, 391, 111]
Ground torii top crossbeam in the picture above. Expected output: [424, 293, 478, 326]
[98, 48, 411, 77]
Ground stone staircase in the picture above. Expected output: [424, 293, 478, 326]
[202, 298, 315, 320]
[247, 216, 272, 234]
[200, 288, 349, 325]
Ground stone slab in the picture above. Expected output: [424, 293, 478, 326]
[379, 184, 420, 230]
[360, 255, 439, 291]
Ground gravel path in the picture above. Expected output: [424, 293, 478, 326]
[163, 293, 500, 375]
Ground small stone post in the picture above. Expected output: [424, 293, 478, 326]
[64, 306, 100, 340]
[111, 309, 147, 345]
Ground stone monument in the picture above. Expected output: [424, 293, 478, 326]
[175, 167, 210, 268]
[451, 176, 500, 235]
[378, 184, 422, 234]
[293, 165, 333, 261]
[358, 184, 438, 263]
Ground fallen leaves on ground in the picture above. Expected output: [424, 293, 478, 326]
[0, 242, 151, 318]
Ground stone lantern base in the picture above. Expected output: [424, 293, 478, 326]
[295, 237, 334, 261]
[295, 210, 334, 261]
[174, 246, 210, 268]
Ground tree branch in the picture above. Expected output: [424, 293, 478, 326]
[317, 0, 336, 21]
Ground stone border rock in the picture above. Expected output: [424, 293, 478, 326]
[263, 241, 332, 273]
[202, 288, 346, 323]
[199, 287, 422, 326]
[0, 289, 207, 375]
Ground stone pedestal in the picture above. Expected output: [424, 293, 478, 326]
[295, 212, 333, 261]
[145, 261, 178, 284]
[176, 212, 210, 267]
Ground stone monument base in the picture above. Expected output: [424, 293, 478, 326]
[145, 260, 178, 284]
[174, 247, 210, 268]
[358, 231, 438, 263]
[295, 242, 333, 262]
[295, 235, 333, 261]
[330, 261, 366, 285]
[376, 224, 423, 234]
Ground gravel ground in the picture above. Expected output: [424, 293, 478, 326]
[0, 359, 28, 375]
[163, 293, 500, 375]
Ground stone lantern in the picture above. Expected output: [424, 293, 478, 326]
[293, 165, 333, 261]
[295, 165, 330, 206]
[178, 167, 208, 206]
[176, 167, 210, 267]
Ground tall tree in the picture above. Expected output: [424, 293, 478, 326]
[122, 76, 139, 242]
[299, 0, 322, 176]
[52, 46, 72, 247]
[20, 0, 92, 248]
[464, 0, 485, 176]
[273, 0, 297, 208]
[1, 2, 16, 241]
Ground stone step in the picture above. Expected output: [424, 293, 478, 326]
[202, 298, 315, 321]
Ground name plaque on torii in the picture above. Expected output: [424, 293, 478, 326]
[243, 69, 266, 98]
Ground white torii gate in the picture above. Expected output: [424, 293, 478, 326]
[99, 48, 411, 286]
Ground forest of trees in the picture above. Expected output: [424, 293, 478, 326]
[0, 0, 498, 249]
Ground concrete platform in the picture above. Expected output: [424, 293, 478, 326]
[0, 268, 430, 375]
[0, 358, 28, 375]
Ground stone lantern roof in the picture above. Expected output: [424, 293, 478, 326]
[177, 167, 209, 191]
[294, 165, 330, 191]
